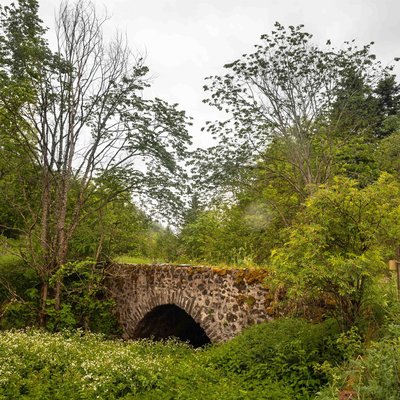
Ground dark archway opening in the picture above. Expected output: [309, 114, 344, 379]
[132, 304, 211, 348]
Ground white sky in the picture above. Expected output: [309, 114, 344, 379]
[35, 0, 400, 148]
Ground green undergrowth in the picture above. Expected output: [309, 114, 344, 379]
[317, 322, 400, 399]
[0, 254, 39, 330]
[1, 318, 399, 399]
[0, 329, 246, 400]
[0, 319, 349, 400]
[208, 318, 344, 399]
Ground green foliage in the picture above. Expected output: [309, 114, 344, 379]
[0, 252, 38, 329]
[317, 299, 400, 400]
[0, 320, 350, 399]
[1, 13, 400, 398]
[178, 190, 290, 265]
[179, 209, 224, 263]
[142, 225, 180, 263]
[0, 330, 177, 399]
[183, 23, 400, 268]
[47, 260, 120, 335]
[0, 329, 274, 399]
[346, 338, 400, 399]
[272, 174, 400, 330]
[377, 130, 400, 177]
[317, 333, 400, 400]
[68, 188, 153, 261]
[0, 319, 396, 399]
[333, 135, 380, 187]
[0, 0, 191, 325]
[317, 299, 400, 399]
[208, 319, 342, 399]
[195, 22, 394, 202]
[330, 67, 381, 138]
[335, 327, 363, 361]
[375, 73, 400, 137]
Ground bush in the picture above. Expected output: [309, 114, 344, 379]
[47, 260, 121, 335]
[208, 318, 343, 399]
[0, 255, 39, 329]
[353, 337, 400, 399]
[318, 331, 400, 400]
[0, 255, 38, 303]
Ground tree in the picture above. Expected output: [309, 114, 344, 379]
[376, 74, 400, 118]
[271, 174, 400, 330]
[179, 209, 223, 263]
[375, 73, 400, 137]
[195, 23, 394, 201]
[67, 186, 152, 261]
[185, 24, 400, 267]
[0, 0, 191, 324]
[0, 0, 47, 238]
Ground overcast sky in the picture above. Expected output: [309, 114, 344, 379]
[35, 0, 400, 148]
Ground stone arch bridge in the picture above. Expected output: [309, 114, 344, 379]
[107, 264, 275, 346]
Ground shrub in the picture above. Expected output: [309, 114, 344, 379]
[208, 318, 342, 399]
[353, 337, 400, 399]
[318, 332, 400, 400]
[0, 255, 39, 329]
[47, 260, 120, 335]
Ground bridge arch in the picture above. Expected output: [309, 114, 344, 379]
[107, 264, 273, 343]
[132, 304, 211, 347]
[124, 288, 220, 343]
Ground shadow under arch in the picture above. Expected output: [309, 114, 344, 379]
[132, 304, 211, 348]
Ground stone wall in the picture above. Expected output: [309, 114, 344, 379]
[106, 264, 275, 343]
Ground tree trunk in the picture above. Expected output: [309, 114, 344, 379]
[54, 280, 62, 312]
[38, 281, 48, 327]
